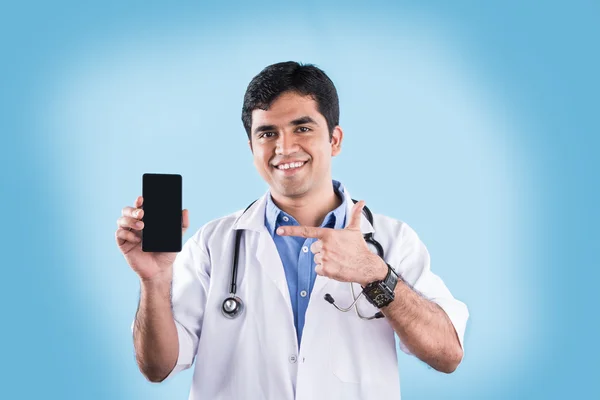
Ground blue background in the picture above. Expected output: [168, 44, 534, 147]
[1, 1, 598, 399]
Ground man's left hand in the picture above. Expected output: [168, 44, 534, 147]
[276, 200, 388, 286]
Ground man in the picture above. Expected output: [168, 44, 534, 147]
[116, 61, 469, 399]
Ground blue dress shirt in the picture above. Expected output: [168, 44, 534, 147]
[264, 180, 347, 346]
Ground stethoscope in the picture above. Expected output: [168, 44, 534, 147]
[222, 199, 386, 320]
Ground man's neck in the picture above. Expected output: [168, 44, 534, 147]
[271, 182, 342, 227]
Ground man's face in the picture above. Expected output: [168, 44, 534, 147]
[249, 91, 342, 199]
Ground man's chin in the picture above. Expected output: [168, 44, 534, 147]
[273, 180, 311, 199]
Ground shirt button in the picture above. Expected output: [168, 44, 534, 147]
[302, 246, 308, 253]
[300, 290, 307, 298]
[289, 355, 297, 363]
[282, 216, 289, 222]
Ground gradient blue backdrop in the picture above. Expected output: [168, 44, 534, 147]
[1, 1, 598, 399]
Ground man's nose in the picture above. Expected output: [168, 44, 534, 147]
[275, 132, 299, 155]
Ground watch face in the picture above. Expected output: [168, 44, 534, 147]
[368, 285, 390, 307]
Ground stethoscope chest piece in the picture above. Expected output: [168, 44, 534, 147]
[221, 296, 244, 319]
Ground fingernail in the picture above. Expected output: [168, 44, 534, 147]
[277, 227, 284, 235]
[136, 221, 143, 228]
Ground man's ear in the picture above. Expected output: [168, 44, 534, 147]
[330, 126, 343, 157]
[248, 139, 253, 153]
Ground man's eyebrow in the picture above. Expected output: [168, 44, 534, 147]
[253, 124, 277, 135]
[253, 116, 318, 136]
[290, 116, 317, 126]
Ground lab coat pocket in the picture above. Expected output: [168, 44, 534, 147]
[328, 315, 374, 385]
[329, 339, 361, 384]
[327, 299, 395, 386]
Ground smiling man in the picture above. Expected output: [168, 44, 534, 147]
[118, 61, 469, 400]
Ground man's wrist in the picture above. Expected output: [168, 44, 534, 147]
[140, 268, 173, 292]
[360, 255, 389, 286]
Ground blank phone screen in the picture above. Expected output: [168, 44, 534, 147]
[142, 173, 182, 252]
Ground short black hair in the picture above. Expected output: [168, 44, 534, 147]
[242, 61, 340, 140]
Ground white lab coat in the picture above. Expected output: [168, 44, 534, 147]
[142, 187, 469, 400]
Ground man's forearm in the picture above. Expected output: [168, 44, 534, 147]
[133, 268, 179, 382]
[370, 258, 463, 373]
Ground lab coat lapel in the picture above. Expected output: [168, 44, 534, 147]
[310, 187, 375, 300]
[232, 192, 293, 311]
[255, 229, 293, 309]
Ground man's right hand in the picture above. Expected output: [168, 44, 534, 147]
[116, 196, 190, 282]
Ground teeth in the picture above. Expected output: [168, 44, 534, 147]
[277, 161, 305, 170]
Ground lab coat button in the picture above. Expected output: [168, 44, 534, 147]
[289, 355, 297, 363]
[300, 290, 307, 297]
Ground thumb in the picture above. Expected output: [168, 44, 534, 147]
[346, 200, 365, 230]
[182, 209, 190, 235]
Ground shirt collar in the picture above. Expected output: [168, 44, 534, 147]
[264, 180, 347, 236]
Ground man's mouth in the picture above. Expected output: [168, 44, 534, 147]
[274, 161, 307, 170]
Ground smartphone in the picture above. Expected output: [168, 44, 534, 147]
[141, 173, 182, 252]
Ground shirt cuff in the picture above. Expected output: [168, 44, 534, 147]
[130, 319, 197, 380]
[162, 320, 196, 380]
[431, 297, 469, 351]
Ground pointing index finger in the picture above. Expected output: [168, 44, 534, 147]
[277, 225, 329, 239]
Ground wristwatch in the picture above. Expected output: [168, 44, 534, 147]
[362, 263, 398, 308]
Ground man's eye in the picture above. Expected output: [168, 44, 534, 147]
[260, 132, 276, 138]
[297, 127, 310, 133]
